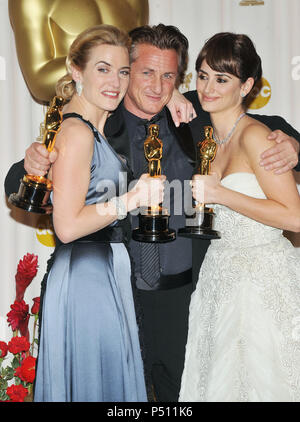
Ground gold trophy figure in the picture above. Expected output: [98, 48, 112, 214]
[144, 124, 162, 178]
[178, 126, 221, 239]
[9, 96, 64, 214]
[42, 97, 65, 152]
[132, 124, 176, 243]
[198, 126, 217, 175]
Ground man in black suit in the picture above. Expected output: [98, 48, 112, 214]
[5, 24, 300, 401]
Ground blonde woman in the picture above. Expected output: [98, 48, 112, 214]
[34, 25, 165, 402]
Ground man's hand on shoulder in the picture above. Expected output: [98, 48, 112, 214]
[167, 89, 197, 127]
[24, 142, 57, 175]
[259, 129, 299, 174]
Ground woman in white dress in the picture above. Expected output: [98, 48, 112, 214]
[179, 32, 300, 402]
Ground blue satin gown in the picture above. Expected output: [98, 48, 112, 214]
[34, 113, 147, 402]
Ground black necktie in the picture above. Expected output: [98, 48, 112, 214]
[139, 120, 161, 287]
[139, 190, 161, 284]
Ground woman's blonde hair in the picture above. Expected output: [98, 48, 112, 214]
[56, 24, 131, 101]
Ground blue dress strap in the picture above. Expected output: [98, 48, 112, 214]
[62, 112, 102, 143]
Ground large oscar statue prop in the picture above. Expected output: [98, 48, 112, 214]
[9, 0, 149, 103]
[132, 124, 176, 243]
[8, 96, 64, 214]
[178, 126, 221, 239]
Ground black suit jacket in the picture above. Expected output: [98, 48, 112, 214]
[104, 103, 196, 255]
[103, 101, 195, 167]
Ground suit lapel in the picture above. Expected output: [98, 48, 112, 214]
[104, 103, 132, 166]
[166, 109, 196, 163]
[104, 102, 208, 168]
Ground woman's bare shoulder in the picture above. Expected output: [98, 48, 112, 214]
[56, 118, 94, 149]
[239, 115, 273, 153]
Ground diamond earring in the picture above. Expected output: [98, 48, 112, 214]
[241, 92, 246, 98]
[76, 80, 83, 96]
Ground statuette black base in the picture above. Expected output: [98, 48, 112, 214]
[8, 176, 52, 214]
[132, 213, 176, 243]
[178, 207, 221, 240]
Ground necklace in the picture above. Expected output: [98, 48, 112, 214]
[213, 112, 246, 145]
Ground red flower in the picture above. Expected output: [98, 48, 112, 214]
[17, 356, 36, 384]
[7, 336, 30, 355]
[0, 341, 8, 358]
[15, 253, 38, 301]
[14, 366, 22, 378]
[7, 300, 30, 337]
[31, 297, 40, 315]
[6, 384, 28, 402]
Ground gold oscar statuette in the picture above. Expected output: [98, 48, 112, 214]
[178, 126, 221, 239]
[132, 124, 176, 243]
[8, 96, 65, 214]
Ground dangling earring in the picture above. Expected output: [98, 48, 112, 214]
[76, 80, 83, 96]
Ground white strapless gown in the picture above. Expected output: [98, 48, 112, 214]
[179, 173, 300, 402]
